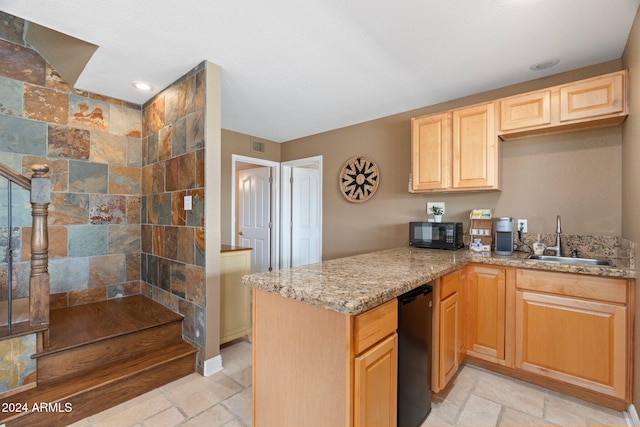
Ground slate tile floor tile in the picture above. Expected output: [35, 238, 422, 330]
[424, 364, 628, 427]
[71, 340, 627, 426]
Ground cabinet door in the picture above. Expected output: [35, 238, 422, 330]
[560, 72, 625, 122]
[515, 291, 627, 398]
[411, 113, 450, 191]
[220, 250, 252, 344]
[467, 266, 505, 361]
[452, 103, 498, 190]
[354, 334, 398, 427]
[499, 90, 551, 131]
[439, 291, 459, 387]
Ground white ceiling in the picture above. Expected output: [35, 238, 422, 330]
[1, 0, 638, 142]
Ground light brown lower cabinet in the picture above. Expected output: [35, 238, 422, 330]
[466, 265, 507, 363]
[253, 289, 398, 427]
[434, 266, 633, 408]
[354, 334, 398, 427]
[515, 269, 631, 400]
[434, 270, 465, 391]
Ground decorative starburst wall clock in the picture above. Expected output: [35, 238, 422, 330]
[339, 155, 379, 203]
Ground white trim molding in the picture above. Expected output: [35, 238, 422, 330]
[627, 404, 640, 427]
[203, 354, 223, 377]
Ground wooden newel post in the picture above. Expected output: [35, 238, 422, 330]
[29, 164, 50, 327]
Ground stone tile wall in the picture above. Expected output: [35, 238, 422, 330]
[0, 12, 143, 308]
[0, 334, 36, 392]
[139, 63, 207, 362]
[0, 11, 208, 380]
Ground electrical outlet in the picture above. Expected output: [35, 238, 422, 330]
[184, 195, 193, 211]
[426, 202, 445, 215]
[517, 219, 527, 233]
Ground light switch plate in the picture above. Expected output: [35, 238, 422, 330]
[184, 195, 193, 211]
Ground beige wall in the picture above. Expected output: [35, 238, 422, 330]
[220, 130, 281, 245]
[622, 6, 640, 412]
[282, 61, 623, 260]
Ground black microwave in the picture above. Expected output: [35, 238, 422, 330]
[409, 222, 464, 250]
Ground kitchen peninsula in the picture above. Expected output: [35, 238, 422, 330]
[244, 245, 635, 426]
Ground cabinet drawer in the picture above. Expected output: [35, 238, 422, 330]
[516, 269, 627, 304]
[354, 299, 397, 355]
[440, 270, 459, 299]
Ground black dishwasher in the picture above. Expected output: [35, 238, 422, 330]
[397, 284, 433, 427]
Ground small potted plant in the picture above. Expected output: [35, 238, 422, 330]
[430, 205, 443, 222]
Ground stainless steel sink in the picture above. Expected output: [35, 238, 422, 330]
[527, 255, 610, 266]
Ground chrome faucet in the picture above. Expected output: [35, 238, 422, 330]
[546, 215, 562, 256]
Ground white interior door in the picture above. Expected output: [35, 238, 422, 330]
[281, 156, 322, 268]
[238, 167, 272, 272]
[291, 166, 321, 267]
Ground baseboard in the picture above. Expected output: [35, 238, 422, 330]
[203, 354, 223, 377]
[627, 404, 640, 427]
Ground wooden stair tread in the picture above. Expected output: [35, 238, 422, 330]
[0, 341, 197, 424]
[41, 295, 183, 355]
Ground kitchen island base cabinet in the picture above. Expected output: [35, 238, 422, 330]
[354, 334, 397, 427]
[252, 289, 398, 427]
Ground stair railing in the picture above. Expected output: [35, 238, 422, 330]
[0, 163, 50, 330]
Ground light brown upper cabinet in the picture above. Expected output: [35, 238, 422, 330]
[498, 70, 628, 139]
[411, 102, 499, 193]
[500, 90, 552, 131]
[560, 72, 625, 121]
[411, 113, 450, 191]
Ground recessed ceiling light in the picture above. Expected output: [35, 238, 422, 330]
[529, 58, 560, 71]
[132, 81, 154, 91]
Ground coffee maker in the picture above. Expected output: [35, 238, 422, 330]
[494, 217, 514, 255]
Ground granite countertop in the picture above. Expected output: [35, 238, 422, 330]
[242, 247, 635, 316]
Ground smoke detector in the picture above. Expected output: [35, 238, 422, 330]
[529, 58, 560, 71]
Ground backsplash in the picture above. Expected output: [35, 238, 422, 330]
[514, 233, 635, 269]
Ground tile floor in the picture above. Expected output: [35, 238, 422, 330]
[70, 340, 628, 427]
[424, 364, 629, 427]
[69, 340, 252, 427]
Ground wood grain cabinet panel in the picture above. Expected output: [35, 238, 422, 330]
[411, 113, 450, 191]
[253, 290, 398, 427]
[354, 334, 398, 427]
[466, 265, 506, 363]
[498, 70, 628, 139]
[560, 72, 625, 122]
[499, 90, 551, 131]
[452, 103, 497, 190]
[411, 103, 499, 193]
[435, 270, 465, 391]
[515, 290, 627, 398]
[439, 292, 459, 388]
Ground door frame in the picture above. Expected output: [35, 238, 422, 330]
[231, 154, 281, 271]
[281, 155, 323, 268]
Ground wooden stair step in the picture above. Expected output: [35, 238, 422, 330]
[36, 320, 184, 383]
[0, 341, 197, 427]
[40, 295, 183, 355]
